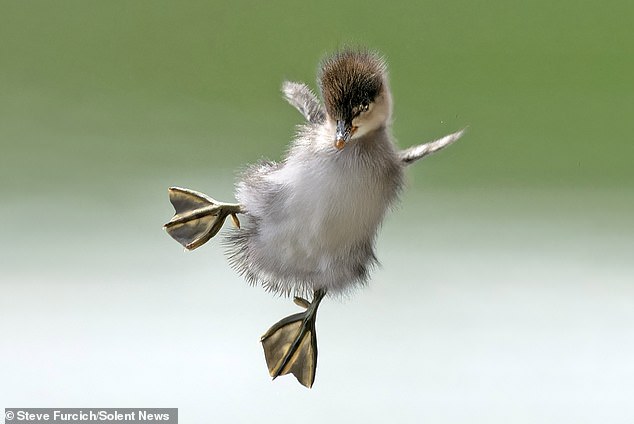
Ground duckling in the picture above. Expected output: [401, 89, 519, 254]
[164, 48, 465, 388]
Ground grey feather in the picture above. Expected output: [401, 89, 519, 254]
[399, 127, 467, 165]
[282, 81, 326, 124]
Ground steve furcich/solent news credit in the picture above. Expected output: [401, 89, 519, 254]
[4, 408, 177, 424]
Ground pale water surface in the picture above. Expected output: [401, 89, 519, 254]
[2, 181, 632, 423]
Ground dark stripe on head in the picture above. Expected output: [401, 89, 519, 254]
[318, 49, 387, 122]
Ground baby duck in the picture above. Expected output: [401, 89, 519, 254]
[164, 48, 465, 388]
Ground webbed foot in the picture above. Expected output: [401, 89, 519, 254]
[163, 186, 242, 250]
[261, 289, 327, 388]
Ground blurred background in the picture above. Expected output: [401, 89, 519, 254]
[1, 0, 633, 422]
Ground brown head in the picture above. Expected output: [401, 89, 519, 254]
[318, 49, 391, 150]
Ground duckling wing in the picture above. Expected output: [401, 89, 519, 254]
[282, 81, 326, 124]
[399, 127, 467, 165]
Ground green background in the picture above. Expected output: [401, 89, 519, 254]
[1, 1, 633, 422]
[2, 0, 633, 191]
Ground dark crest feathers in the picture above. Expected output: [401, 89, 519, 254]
[318, 49, 387, 121]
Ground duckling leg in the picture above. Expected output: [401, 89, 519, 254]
[261, 289, 327, 388]
[163, 186, 242, 250]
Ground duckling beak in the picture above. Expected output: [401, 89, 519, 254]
[335, 120, 352, 150]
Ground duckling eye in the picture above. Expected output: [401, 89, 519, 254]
[352, 102, 370, 117]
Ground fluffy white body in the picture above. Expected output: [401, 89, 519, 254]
[226, 94, 403, 296]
